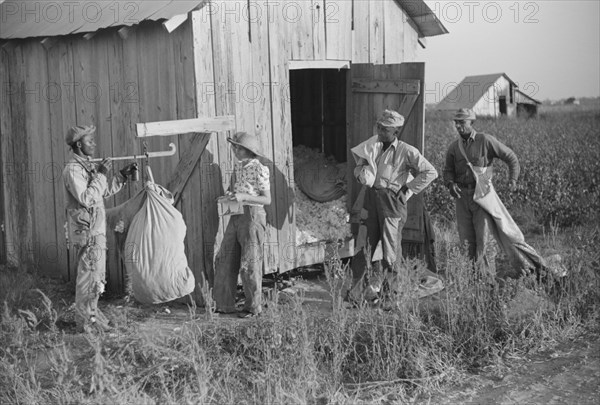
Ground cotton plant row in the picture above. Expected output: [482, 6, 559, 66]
[293, 146, 352, 245]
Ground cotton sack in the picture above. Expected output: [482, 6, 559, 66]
[124, 181, 195, 304]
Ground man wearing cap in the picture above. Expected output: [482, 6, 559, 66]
[443, 108, 519, 268]
[63, 125, 137, 332]
[213, 131, 271, 318]
[348, 109, 438, 306]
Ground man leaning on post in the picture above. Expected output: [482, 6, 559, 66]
[347, 109, 438, 308]
[63, 125, 137, 333]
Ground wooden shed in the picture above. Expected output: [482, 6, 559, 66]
[435, 72, 540, 118]
[0, 0, 448, 297]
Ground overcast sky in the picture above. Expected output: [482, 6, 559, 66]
[416, 0, 600, 103]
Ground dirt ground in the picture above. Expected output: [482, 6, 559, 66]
[46, 270, 600, 404]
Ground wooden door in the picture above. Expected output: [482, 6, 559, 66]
[347, 62, 427, 251]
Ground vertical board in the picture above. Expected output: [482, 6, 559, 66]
[383, 0, 405, 64]
[6, 45, 35, 267]
[347, 64, 374, 206]
[209, 3, 238, 283]
[191, 8, 221, 289]
[24, 42, 58, 276]
[352, 0, 370, 63]
[46, 40, 78, 281]
[106, 31, 140, 292]
[403, 15, 419, 62]
[283, 0, 314, 60]
[369, 0, 384, 64]
[268, 0, 295, 272]
[135, 24, 179, 187]
[249, 1, 281, 272]
[325, 0, 353, 60]
[312, 0, 326, 60]
[0, 48, 12, 265]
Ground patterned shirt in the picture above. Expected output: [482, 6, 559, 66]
[443, 130, 520, 186]
[233, 158, 270, 204]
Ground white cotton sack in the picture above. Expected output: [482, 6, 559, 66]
[125, 183, 195, 304]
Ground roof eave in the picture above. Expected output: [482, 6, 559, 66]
[395, 0, 449, 37]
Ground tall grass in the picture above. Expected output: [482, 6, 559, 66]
[1, 220, 598, 404]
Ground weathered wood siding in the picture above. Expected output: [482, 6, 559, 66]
[192, 1, 295, 273]
[0, 22, 199, 291]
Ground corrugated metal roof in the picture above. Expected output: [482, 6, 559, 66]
[0, 0, 208, 39]
[436, 73, 516, 110]
[396, 0, 449, 37]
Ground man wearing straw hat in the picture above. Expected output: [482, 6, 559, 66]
[348, 109, 438, 306]
[63, 125, 137, 333]
[213, 131, 271, 318]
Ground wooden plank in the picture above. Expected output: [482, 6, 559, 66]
[48, 41, 77, 281]
[352, 0, 370, 63]
[283, 0, 314, 60]
[106, 29, 141, 292]
[383, 0, 405, 64]
[23, 42, 58, 276]
[268, 0, 295, 272]
[313, 0, 326, 60]
[203, 6, 235, 287]
[325, 0, 352, 60]
[0, 47, 11, 265]
[188, 8, 218, 298]
[347, 63, 373, 210]
[6, 45, 34, 267]
[289, 59, 350, 70]
[403, 13, 419, 62]
[352, 79, 420, 94]
[49, 40, 78, 281]
[136, 116, 235, 138]
[369, 0, 384, 64]
[246, 0, 280, 273]
[167, 133, 211, 205]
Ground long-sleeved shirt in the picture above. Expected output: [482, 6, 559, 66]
[443, 130, 520, 186]
[63, 154, 126, 239]
[353, 136, 438, 200]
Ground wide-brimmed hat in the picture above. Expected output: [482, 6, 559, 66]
[227, 131, 265, 158]
[65, 125, 96, 145]
[377, 109, 405, 127]
[453, 108, 476, 121]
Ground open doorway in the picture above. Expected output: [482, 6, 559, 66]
[289, 69, 347, 163]
[499, 95, 507, 115]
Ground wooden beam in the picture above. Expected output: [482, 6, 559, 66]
[136, 116, 236, 138]
[352, 79, 420, 95]
[163, 14, 188, 33]
[167, 133, 211, 205]
[289, 60, 351, 70]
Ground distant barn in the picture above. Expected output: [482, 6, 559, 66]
[435, 73, 541, 118]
